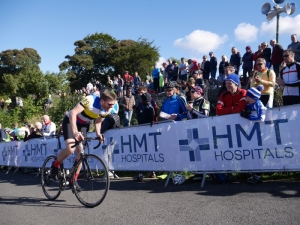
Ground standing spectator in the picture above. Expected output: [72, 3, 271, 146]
[0, 123, 6, 142]
[179, 57, 188, 82]
[119, 87, 135, 127]
[261, 42, 272, 68]
[0, 98, 4, 110]
[137, 92, 154, 125]
[160, 82, 187, 121]
[253, 45, 263, 70]
[270, 39, 284, 78]
[230, 47, 242, 75]
[242, 46, 254, 87]
[152, 65, 160, 93]
[123, 71, 133, 95]
[187, 59, 199, 77]
[133, 72, 141, 90]
[218, 66, 235, 97]
[16, 97, 23, 108]
[171, 61, 179, 81]
[107, 76, 113, 89]
[201, 55, 210, 99]
[166, 59, 174, 82]
[92, 85, 100, 97]
[113, 76, 118, 93]
[95, 80, 102, 92]
[86, 81, 93, 93]
[159, 70, 164, 93]
[218, 55, 230, 83]
[216, 74, 247, 116]
[134, 86, 159, 122]
[276, 49, 300, 106]
[209, 52, 218, 80]
[41, 115, 56, 136]
[117, 74, 124, 97]
[134, 92, 155, 181]
[251, 58, 275, 108]
[161, 62, 168, 84]
[287, 34, 300, 63]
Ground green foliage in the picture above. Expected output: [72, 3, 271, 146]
[0, 48, 41, 83]
[59, 33, 159, 89]
[47, 95, 81, 125]
[0, 97, 42, 128]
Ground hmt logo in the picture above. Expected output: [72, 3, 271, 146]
[179, 128, 210, 161]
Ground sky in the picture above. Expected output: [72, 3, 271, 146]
[1, 0, 299, 75]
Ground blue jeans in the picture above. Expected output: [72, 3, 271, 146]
[210, 70, 216, 79]
[123, 110, 133, 127]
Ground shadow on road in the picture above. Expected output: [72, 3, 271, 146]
[1, 171, 300, 200]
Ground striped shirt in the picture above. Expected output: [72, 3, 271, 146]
[69, 95, 109, 124]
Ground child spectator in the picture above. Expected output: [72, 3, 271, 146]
[240, 85, 267, 122]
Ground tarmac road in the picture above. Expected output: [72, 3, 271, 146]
[0, 171, 300, 225]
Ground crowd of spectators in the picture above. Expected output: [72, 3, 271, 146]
[1, 34, 300, 183]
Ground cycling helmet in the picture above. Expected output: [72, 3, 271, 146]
[172, 174, 186, 185]
[171, 81, 180, 89]
[164, 81, 176, 89]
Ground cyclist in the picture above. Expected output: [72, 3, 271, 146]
[51, 89, 117, 189]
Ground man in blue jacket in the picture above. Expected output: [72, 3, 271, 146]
[160, 81, 187, 121]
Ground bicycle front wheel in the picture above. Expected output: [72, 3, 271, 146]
[41, 156, 61, 200]
[73, 154, 110, 208]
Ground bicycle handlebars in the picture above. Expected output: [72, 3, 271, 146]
[71, 136, 104, 149]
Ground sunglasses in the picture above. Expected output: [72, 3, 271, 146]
[256, 63, 263, 66]
[190, 90, 196, 93]
[104, 101, 115, 106]
[165, 89, 173, 92]
[283, 54, 290, 57]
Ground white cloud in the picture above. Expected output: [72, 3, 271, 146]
[173, 30, 228, 54]
[234, 23, 259, 43]
[260, 14, 300, 37]
[156, 57, 166, 68]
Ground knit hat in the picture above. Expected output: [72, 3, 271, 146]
[225, 74, 240, 86]
[141, 92, 151, 102]
[191, 86, 203, 95]
[246, 46, 251, 51]
[247, 85, 264, 101]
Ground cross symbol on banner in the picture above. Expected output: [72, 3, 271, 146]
[102, 137, 119, 162]
[22, 145, 30, 162]
[178, 128, 210, 161]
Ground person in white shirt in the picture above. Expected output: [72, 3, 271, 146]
[86, 82, 93, 93]
[41, 115, 56, 136]
[179, 57, 188, 82]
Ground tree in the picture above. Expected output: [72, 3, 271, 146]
[59, 33, 118, 90]
[59, 33, 160, 89]
[106, 38, 160, 81]
[0, 48, 41, 82]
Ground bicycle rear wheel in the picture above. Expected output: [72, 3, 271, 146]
[41, 156, 61, 200]
[73, 154, 110, 208]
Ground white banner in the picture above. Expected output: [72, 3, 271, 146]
[1, 104, 300, 172]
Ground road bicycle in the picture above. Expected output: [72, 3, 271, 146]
[41, 136, 110, 208]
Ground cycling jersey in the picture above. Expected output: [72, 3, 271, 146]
[68, 95, 109, 124]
